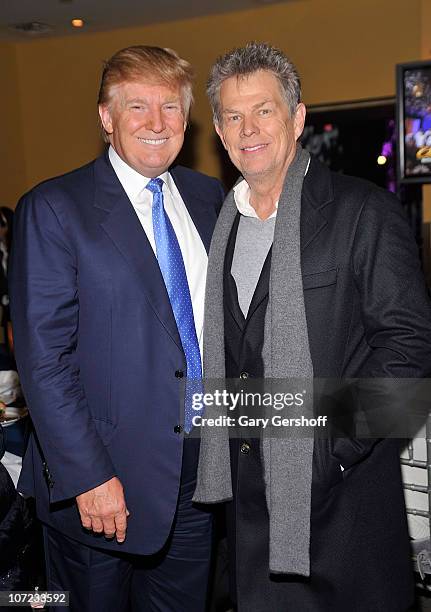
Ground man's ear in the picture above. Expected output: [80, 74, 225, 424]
[294, 103, 306, 141]
[98, 105, 114, 135]
[215, 122, 228, 150]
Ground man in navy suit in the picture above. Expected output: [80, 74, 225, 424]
[10, 45, 224, 611]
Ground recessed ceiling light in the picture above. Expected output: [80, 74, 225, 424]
[71, 18, 85, 28]
[10, 21, 52, 35]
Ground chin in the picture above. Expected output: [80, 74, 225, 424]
[243, 166, 270, 178]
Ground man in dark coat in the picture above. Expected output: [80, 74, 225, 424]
[193, 42, 431, 611]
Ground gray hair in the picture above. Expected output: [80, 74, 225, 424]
[207, 42, 301, 124]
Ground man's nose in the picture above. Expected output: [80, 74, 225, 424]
[240, 115, 259, 137]
[146, 108, 165, 132]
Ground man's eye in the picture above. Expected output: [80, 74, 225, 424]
[259, 108, 271, 116]
[131, 105, 144, 111]
[163, 104, 181, 115]
[228, 115, 241, 122]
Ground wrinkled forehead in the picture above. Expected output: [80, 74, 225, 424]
[219, 70, 288, 112]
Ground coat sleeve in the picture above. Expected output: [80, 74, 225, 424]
[9, 189, 116, 503]
[332, 187, 431, 469]
[352, 188, 431, 378]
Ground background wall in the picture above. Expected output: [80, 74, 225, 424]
[0, 43, 26, 205]
[0, 0, 427, 206]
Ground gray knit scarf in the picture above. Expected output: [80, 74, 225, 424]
[193, 145, 313, 576]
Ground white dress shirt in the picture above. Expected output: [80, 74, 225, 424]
[108, 146, 208, 359]
[233, 157, 311, 218]
[233, 180, 278, 219]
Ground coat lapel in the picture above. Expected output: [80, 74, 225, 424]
[93, 153, 182, 351]
[300, 157, 333, 252]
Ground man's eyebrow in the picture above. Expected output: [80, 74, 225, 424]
[125, 96, 181, 105]
[253, 99, 272, 109]
[125, 97, 148, 104]
[222, 99, 273, 114]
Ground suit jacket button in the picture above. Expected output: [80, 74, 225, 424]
[175, 370, 184, 378]
[240, 442, 250, 454]
[240, 371, 249, 379]
[174, 425, 183, 434]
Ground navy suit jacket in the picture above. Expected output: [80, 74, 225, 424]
[9, 152, 224, 554]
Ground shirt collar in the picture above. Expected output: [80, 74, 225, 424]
[108, 145, 171, 201]
[233, 156, 311, 219]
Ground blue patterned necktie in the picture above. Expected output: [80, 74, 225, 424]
[147, 178, 202, 433]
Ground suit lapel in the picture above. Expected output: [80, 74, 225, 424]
[224, 214, 245, 329]
[246, 247, 272, 322]
[170, 167, 215, 254]
[93, 153, 182, 351]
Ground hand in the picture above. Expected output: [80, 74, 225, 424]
[76, 476, 130, 543]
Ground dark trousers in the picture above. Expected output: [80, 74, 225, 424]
[43, 440, 212, 612]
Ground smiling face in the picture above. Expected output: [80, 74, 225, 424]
[215, 70, 306, 187]
[98, 79, 186, 177]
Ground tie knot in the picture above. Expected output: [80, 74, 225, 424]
[146, 178, 164, 194]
